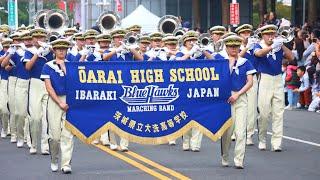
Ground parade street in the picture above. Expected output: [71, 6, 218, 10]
[0, 109, 319, 180]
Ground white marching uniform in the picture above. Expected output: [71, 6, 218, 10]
[254, 42, 285, 150]
[41, 60, 74, 170]
[221, 56, 256, 168]
[23, 47, 51, 152]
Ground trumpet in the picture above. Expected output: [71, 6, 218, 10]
[48, 32, 61, 42]
[249, 29, 261, 43]
[213, 39, 224, 53]
[123, 32, 139, 47]
[277, 26, 294, 43]
[198, 33, 212, 48]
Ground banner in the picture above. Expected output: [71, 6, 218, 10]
[66, 60, 232, 144]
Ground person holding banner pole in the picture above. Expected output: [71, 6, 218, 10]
[41, 39, 74, 174]
[220, 35, 256, 169]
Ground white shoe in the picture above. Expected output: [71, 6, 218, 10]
[92, 139, 99, 145]
[41, 149, 50, 155]
[234, 163, 244, 169]
[120, 146, 129, 152]
[100, 139, 110, 146]
[246, 137, 254, 145]
[258, 142, 266, 150]
[231, 134, 236, 141]
[182, 143, 190, 151]
[51, 163, 59, 172]
[272, 146, 282, 152]
[297, 103, 301, 108]
[27, 142, 32, 148]
[168, 140, 176, 145]
[17, 139, 24, 148]
[29, 147, 37, 154]
[221, 157, 229, 167]
[10, 136, 17, 143]
[110, 144, 118, 151]
[1, 129, 6, 138]
[62, 166, 72, 174]
[284, 105, 292, 110]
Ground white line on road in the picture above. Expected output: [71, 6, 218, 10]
[254, 129, 320, 147]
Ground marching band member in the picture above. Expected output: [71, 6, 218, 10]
[209, 26, 226, 44]
[102, 29, 143, 151]
[0, 38, 12, 139]
[41, 39, 74, 173]
[79, 29, 101, 62]
[138, 35, 151, 60]
[253, 24, 294, 151]
[162, 34, 179, 61]
[220, 35, 256, 169]
[3, 31, 32, 145]
[95, 33, 112, 61]
[66, 32, 84, 62]
[127, 24, 142, 34]
[92, 33, 114, 145]
[1, 32, 24, 144]
[103, 29, 143, 62]
[236, 24, 259, 145]
[175, 31, 212, 152]
[13, 31, 33, 145]
[176, 30, 213, 61]
[64, 27, 78, 39]
[145, 32, 164, 61]
[24, 28, 53, 153]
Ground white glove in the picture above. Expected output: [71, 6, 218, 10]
[271, 38, 283, 49]
[115, 46, 124, 53]
[158, 51, 168, 61]
[38, 47, 51, 57]
[7, 46, 16, 55]
[128, 44, 139, 50]
[188, 44, 200, 56]
[79, 48, 89, 56]
[246, 37, 256, 50]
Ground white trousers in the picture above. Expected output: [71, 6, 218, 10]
[0, 80, 9, 134]
[183, 128, 203, 150]
[246, 75, 258, 138]
[14, 78, 30, 141]
[8, 77, 17, 137]
[221, 92, 247, 166]
[258, 73, 284, 148]
[28, 78, 49, 151]
[47, 96, 74, 169]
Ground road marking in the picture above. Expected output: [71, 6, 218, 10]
[94, 144, 170, 180]
[126, 151, 191, 180]
[254, 129, 320, 147]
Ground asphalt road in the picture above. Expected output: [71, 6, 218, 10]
[0, 109, 319, 180]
